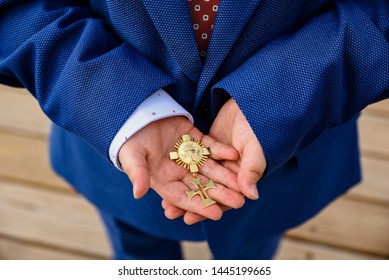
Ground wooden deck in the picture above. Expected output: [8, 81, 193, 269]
[0, 84, 388, 260]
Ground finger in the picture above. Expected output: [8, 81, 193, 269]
[221, 160, 240, 174]
[200, 134, 239, 161]
[183, 212, 207, 225]
[162, 200, 207, 222]
[184, 205, 232, 225]
[237, 141, 265, 200]
[200, 158, 239, 192]
[162, 201, 230, 225]
[164, 205, 186, 220]
[153, 180, 223, 221]
[120, 144, 150, 199]
[193, 174, 245, 210]
[162, 186, 237, 225]
[161, 199, 169, 209]
[162, 199, 186, 219]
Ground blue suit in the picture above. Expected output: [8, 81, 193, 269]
[1, 0, 388, 259]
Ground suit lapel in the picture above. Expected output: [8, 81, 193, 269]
[142, 0, 202, 83]
[197, 0, 261, 100]
[142, 0, 261, 93]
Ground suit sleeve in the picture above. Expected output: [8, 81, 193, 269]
[0, 0, 173, 159]
[213, 0, 389, 175]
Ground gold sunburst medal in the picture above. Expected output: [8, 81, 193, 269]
[169, 134, 216, 208]
[169, 134, 210, 173]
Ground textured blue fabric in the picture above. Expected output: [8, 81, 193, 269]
[99, 210, 183, 260]
[1, 0, 388, 257]
[0, 0, 174, 158]
[213, 0, 389, 175]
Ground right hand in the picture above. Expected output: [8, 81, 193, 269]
[119, 116, 245, 221]
[161, 99, 266, 224]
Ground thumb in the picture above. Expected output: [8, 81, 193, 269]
[120, 144, 150, 199]
[237, 140, 266, 200]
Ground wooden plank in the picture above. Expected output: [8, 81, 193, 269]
[0, 84, 25, 95]
[182, 242, 211, 260]
[0, 180, 111, 258]
[287, 198, 389, 257]
[346, 156, 389, 206]
[1, 122, 389, 258]
[0, 85, 50, 139]
[1, 108, 388, 203]
[359, 113, 389, 157]
[1, 85, 389, 155]
[0, 131, 70, 191]
[364, 99, 389, 117]
[276, 238, 381, 260]
[181, 237, 383, 260]
[1, 86, 389, 261]
[0, 237, 101, 260]
[6, 130, 385, 207]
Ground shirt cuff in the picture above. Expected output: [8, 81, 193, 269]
[109, 89, 194, 170]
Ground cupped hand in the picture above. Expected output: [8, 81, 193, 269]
[119, 116, 245, 221]
[162, 99, 266, 224]
[210, 98, 266, 199]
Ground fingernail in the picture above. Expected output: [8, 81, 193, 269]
[249, 184, 259, 199]
[133, 186, 139, 199]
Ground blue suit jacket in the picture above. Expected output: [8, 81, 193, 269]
[1, 0, 388, 253]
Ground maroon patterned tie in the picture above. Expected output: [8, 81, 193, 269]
[188, 0, 220, 61]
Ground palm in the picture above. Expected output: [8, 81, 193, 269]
[161, 99, 266, 224]
[119, 116, 245, 221]
[209, 98, 266, 198]
[133, 119, 191, 184]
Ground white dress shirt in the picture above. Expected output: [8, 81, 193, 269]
[109, 89, 194, 170]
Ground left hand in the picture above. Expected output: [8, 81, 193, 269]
[119, 116, 245, 222]
[162, 98, 267, 224]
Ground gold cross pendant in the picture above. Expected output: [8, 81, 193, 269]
[170, 134, 216, 208]
[186, 177, 216, 208]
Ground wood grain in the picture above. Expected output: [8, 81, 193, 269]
[182, 237, 383, 260]
[0, 180, 111, 258]
[364, 99, 389, 117]
[0, 131, 70, 191]
[276, 238, 381, 260]
[0, 237, 101, 260]
[0, 86, 50, 139]
[1, 84, 389, 260]
[287, 198, 389, 256]
[359, 113, 389, 158]
[347, 157, 389, 206]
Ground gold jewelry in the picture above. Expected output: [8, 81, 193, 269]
[170, 134, 216, 208]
